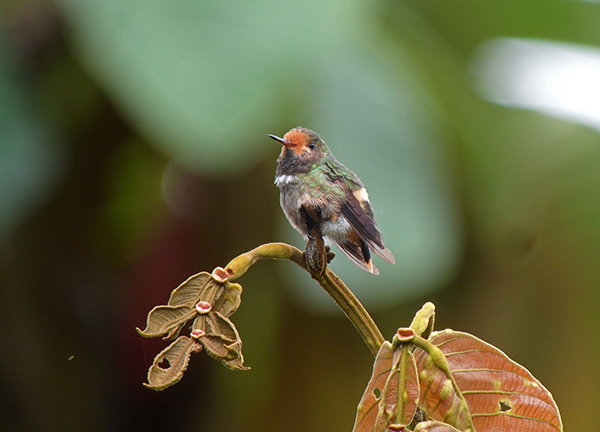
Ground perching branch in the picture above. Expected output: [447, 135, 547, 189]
[217, 242, 385, 356]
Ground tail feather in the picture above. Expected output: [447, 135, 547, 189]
[366, 241, 396, 265]
[333, 238, 380, 275]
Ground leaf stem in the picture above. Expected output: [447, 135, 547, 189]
[411, 335, 476, 432]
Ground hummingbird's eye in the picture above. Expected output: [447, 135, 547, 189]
[308, 142, 316, 150]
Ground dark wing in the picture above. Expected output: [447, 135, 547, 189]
[340, 191, 396, 265]
[323, 159, 395, 269]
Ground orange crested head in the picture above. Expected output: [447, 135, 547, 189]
[268, 127, 323, 155]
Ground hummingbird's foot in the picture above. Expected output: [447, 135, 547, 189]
[304, 233, 327, 275]
[325, 245, 335, 264]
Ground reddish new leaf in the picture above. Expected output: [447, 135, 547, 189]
[414, 330, 563, 432]
[413, 421, 462, 432]
[353, 341, 394, 432]
[353, 340, 420, 432]
[377, 345, 420, 430]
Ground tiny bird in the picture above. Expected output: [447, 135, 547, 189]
[269, 127, 395, 275]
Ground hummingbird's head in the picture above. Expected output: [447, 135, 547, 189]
[269, 127, 329, 170]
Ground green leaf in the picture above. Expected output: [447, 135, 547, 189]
[409, 302, 436, 340]
[144, 336, 198, 391]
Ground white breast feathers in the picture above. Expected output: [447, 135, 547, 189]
[274, 175, 297, 187]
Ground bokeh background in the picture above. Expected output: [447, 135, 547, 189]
[1, 0, 598, 430]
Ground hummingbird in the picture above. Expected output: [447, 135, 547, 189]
[269, 127, 395, 275]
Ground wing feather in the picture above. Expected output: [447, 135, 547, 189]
[340, 191, 396, 265]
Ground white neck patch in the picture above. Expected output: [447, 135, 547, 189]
[274, 174, 297, 187]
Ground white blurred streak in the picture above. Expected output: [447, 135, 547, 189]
[471, 38, 600, 131]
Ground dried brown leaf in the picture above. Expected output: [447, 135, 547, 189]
[144, 336, 198, 391]
[205, 311, 237, 340]
[167, 272, 211, 306]
[136, 305, 195, 338]
[202, 334, 233, 359]
[168, 273, 241, 318]
[214, 282, 243, 317]
[200, 311, 248, 370]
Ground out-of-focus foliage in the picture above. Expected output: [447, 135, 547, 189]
[0, 27, 65, 236]
[54, 0, 365, 175]
[1, 0, 599, 431]
[55, 0, 464, 307]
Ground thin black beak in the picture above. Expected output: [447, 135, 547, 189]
[268, 134, 293, 147]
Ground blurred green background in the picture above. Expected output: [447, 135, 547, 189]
[1, 0, 598, 430]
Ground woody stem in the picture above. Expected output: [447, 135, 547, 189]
[223, 242, 385, 357]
